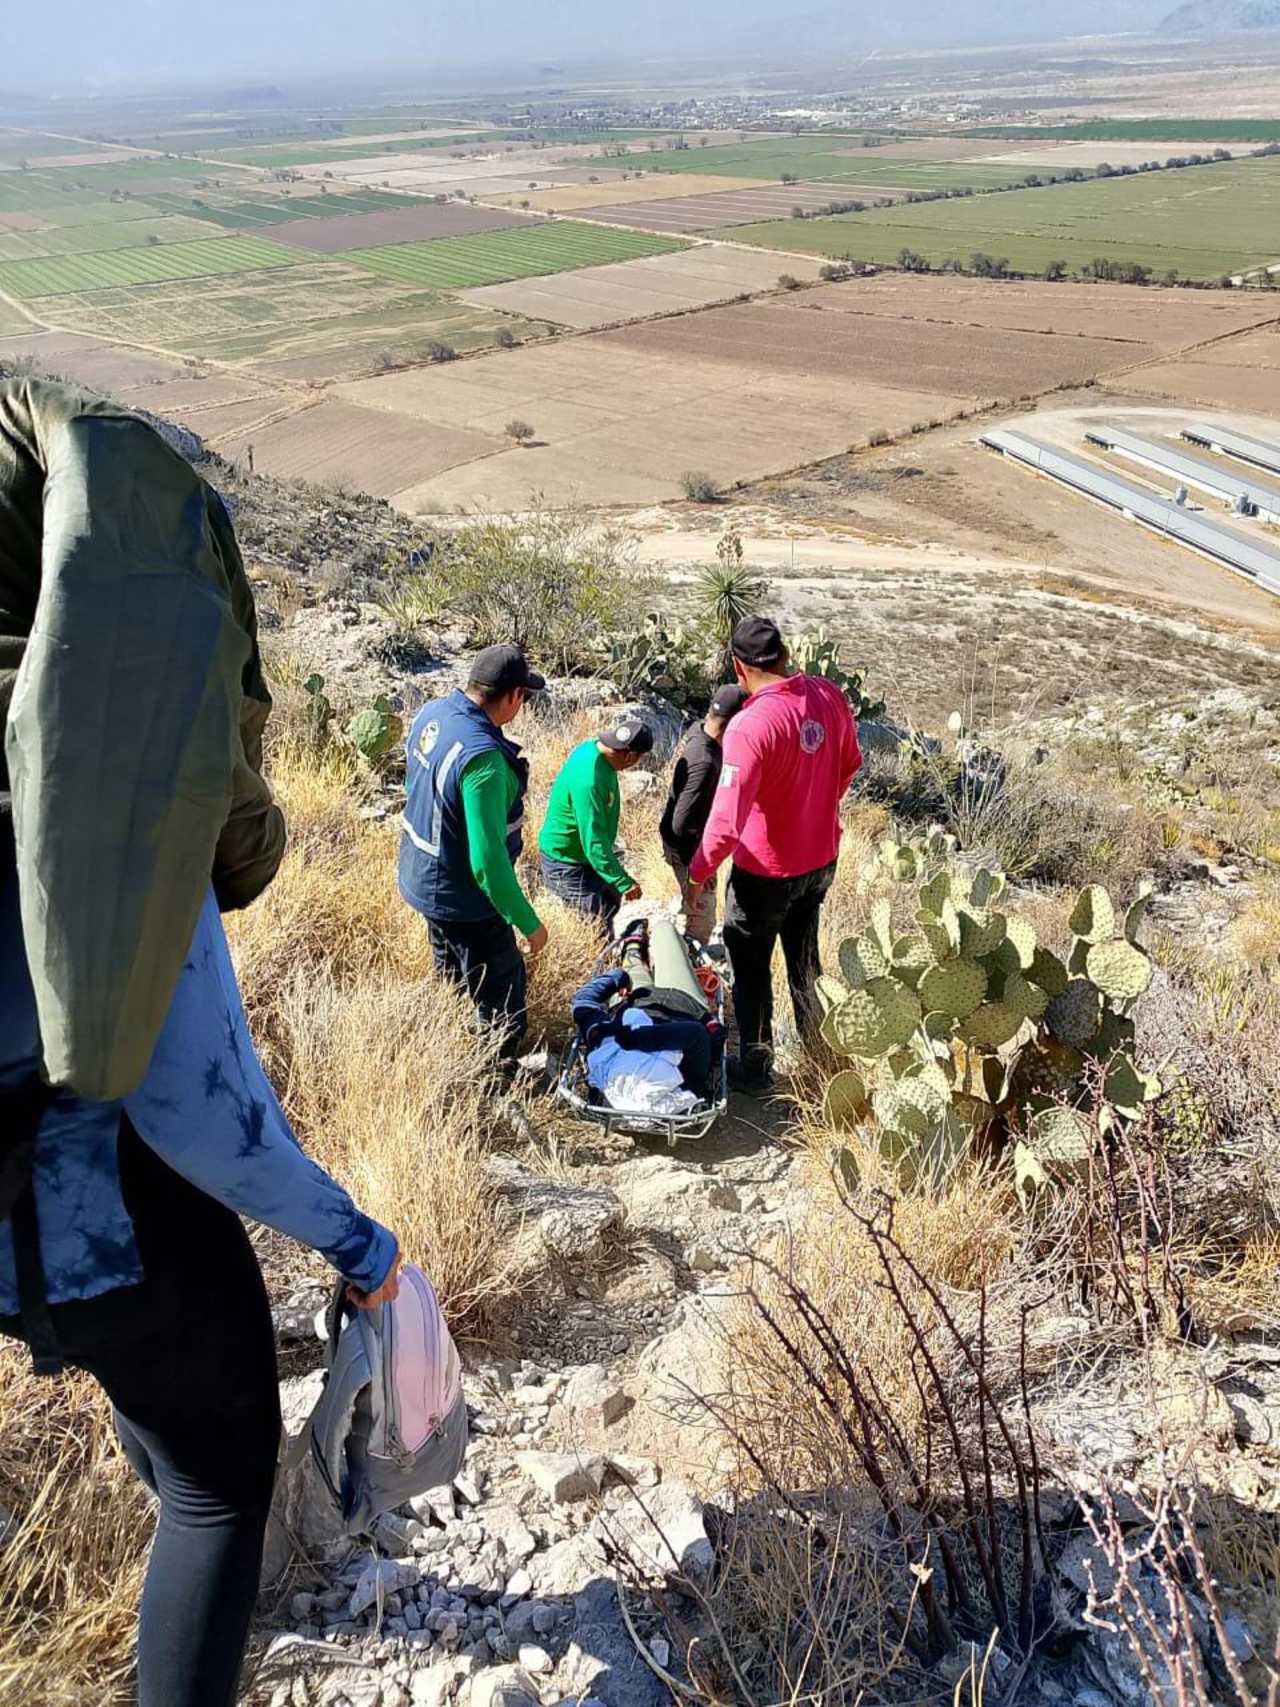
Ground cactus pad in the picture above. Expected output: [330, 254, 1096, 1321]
[1086, 939, 1153, 1001]
[891, 932, 934, 984]
[1004, 917, 1037, 970]
[838, 935, 889, 987]
[959, 910, 1006, 958]
[918, 871, 952, 916]
[1001, 972, 1049, 1021]
[1027, 1106, 1092, 1169]
[824, 1070, 869, 1128]
[920, 959, 987, 1019]
[916, 910, 957, 965]
[1029, 947, 1069, 998]
[961, 1002, 1025, 1048]
[1069, 884, 1116, 944]
[1045, 979, 1101, 1046]
[868, 898, 895, 957]
[815, 975, 850, 1017]
[969, 866, 1006, 910]
[1103, 1054, 1160, 1120]
[824, 979, 921, 1058]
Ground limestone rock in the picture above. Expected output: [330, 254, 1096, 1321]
[486, 1157, 622, 1262]
[516, 1450, 606, 1504]
[608, 1480, 714, 1582]
[530, 1532, 608, 1597]
[466, 1664, 541, 1707]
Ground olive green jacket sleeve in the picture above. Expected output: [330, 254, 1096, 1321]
[1, 377, 285, 1099]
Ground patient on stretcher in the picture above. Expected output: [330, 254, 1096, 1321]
[570, 918, 725, 1115]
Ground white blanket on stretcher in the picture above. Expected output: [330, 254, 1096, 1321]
[586, 1009, 698, 1115]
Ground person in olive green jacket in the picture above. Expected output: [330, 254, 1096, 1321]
[537, 716, 654, 930]
[1, 375, 285, 1099]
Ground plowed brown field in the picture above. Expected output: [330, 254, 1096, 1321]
[476, 175, 757, 213]
[215, 399, 494, 495]
[799, 274, 1280, 351]
[596, 297, 1153, 395]
[579, 181, 900, 232]
[457, 245, 824, 328]
[268, 201, 539, 252]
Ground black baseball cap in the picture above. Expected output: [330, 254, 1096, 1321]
[708, 684, 748, 719]
[731, 616, 786, 667]
[468, 644, 545, 693]
[598, 716, 654, 754]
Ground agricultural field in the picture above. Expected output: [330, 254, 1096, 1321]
[343, 221, 686, 290]
[335, 333, 969, 510]
[725, 156, 1280, 279]
[801, 271, 1280, 352]
[457, 244, 824, 328]
[969, 120, 1280, 142]
[0, 214, 219, 260]
[32, 261, 550, 378]
[1115, 325, 1280, 416]
[0, 297, 33, 334]
[214, 398, 495, 493]
[581, 137, 1060, 188]
[141, 189, 430, 227]
[197, 128, 672, 170]
[266, 201, 539, 253]
[475, 175, 757, 213]
[598, 295, 1155, 397]
[576, 181, 894, 233]
[0, 328, 199, 393]
[0, 233, 297, 298]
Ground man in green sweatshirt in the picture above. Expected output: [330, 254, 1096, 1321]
[399, 646, 545, 1062]
[538, 716, 654, 931]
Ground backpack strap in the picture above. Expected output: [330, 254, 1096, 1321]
[281, 1278, 355, 1474]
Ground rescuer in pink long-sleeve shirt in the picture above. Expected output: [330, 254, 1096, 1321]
[688, 616, 861, 1091]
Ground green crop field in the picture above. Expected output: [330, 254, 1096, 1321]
[725, 156, 1280, 280]
[0, 214, 220, 261]
[0, 234, 298, 298]
[343, 220, 686, 288]
[581, 137, 1053, 189]
[30, 261, 551, 370]
[142, 190, 427, 227]
[967, 120, 1280, 143]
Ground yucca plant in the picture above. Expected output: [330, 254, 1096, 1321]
[695, 545, 770, 677]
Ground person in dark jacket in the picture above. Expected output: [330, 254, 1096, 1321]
[0, 379, 401, 1707]
[399, 645, 546, 1064]
[659, 684, 747, 941]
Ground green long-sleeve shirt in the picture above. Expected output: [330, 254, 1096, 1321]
[459, 751, 541, 937]
[537, 739, 635, 894]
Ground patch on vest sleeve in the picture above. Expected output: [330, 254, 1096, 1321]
[719, 763, 739, 788]
[800, 719, 826, 754]
[416, 720, 440, 760]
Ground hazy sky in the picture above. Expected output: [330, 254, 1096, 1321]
[4, 1, 1165, 93]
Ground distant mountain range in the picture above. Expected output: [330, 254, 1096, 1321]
[1161, 0, 1280, 29]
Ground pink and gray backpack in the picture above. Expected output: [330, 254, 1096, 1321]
[304, 1263, 468, 1535]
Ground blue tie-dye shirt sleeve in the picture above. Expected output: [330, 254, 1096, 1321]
[123, 893, 397, 1294]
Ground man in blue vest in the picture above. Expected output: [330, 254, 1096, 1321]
[399, 646, 546, 1064]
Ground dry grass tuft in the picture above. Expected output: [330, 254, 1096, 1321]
[0, 1354, 149, 1707]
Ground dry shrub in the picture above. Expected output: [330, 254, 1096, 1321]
[275, 970, 516, 1331]
[227, 737, 523, 1335]
[1232, 874, 1280, 971]
[0, 1352, 149, 1706]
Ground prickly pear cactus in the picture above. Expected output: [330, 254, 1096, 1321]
[792, 627, 885, 722]
[347, 696, 403, 766]
[822, 829, 1161, 1200]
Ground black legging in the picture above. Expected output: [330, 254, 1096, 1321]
[1, 1120, 281, 1707]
